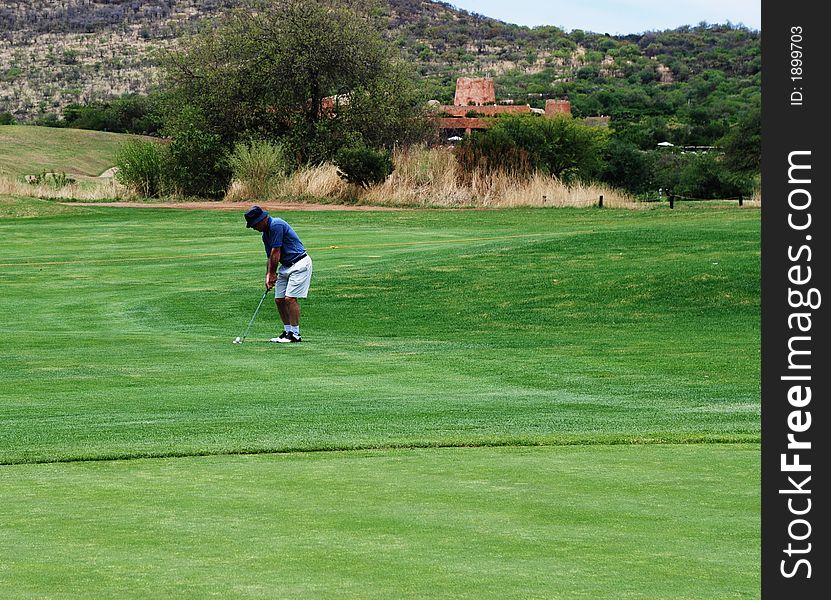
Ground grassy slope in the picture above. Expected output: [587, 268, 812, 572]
[0, 125, 155, 178]
[0, 204, 760, 463]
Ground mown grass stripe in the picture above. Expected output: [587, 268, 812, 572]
[0, 232, 548, 267]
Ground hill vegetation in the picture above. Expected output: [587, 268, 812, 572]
[2, 2, 759, 136]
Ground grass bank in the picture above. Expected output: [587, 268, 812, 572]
[0, 124, 154, 178]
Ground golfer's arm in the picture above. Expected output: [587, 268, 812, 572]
[267, 247, 281, 277]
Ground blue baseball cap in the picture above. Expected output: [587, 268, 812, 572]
[244, 206, 269, 228]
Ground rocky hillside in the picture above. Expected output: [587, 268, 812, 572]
[1, 1, 225, 118]
[0, 0, 760, 121]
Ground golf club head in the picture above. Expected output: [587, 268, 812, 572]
[233, 337, 242, 344]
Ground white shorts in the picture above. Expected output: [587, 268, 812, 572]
[275, 255, 312, 299]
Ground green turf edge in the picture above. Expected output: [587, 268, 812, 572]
[1, 433, 760, 466]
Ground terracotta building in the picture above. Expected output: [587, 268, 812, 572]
[436, 77, 601, 141]
[453, 77, 496, 106]
[544, 99, 572, 116]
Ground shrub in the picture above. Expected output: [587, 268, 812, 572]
[62, 104, 111, 131]
[163, 106, 230, 198]
[115, 140, 165, 197]
[334, 145, 394, 188]
[24, 171, 75, 189]
[165, 128, 229, 197]
[599, 140, 653, 193]
[651, 151, 685, 194]
[652, 151, 754, 199]
[455, 114, 608, 183]
[0, 112, 15, 125]
[677, 153, 724, 198]
[34, 113, 61, 127]
[677, 153, 751, 199]
[228, 140, 289, 199]
[61, 94, 164, 135]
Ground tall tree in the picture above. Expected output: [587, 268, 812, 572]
[719, 105, 761, 173]
[161, 0, 427, 163]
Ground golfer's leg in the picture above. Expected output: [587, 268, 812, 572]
[285, 297, 300, 327]
[275, 297, 290, 325]
[283, 258, 310, 333]
[274, 270, 290, 325]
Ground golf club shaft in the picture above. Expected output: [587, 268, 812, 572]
[239, 287, 271, 341]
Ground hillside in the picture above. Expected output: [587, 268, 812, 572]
[1, 1, 760, 128]
[0, 124, 154, 178]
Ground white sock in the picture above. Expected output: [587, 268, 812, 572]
[291, 326, 300, 336]
[284, 324, 292, 333]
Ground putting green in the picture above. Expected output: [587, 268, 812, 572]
[0, 444, 759, 599]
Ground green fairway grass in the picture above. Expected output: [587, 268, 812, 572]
[0, 125, 157, 178]
[0, 202, 759, 463]
[0, 199, 760, 597]
[1, 445, 759, 599]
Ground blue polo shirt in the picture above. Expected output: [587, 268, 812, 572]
[262, 217, 306, 266]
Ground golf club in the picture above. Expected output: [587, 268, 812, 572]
[233, 287, 271, 344]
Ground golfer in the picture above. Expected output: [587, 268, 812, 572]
[244, 206, 312, 343]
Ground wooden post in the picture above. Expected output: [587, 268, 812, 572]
[738, 195, 743, 207]
[669, 194, 674, 209]
[598, 195, 604, 208]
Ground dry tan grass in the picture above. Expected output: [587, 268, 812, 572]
[224, 180, 258, 203]
[742, 188, 762, 208]
[0, 175, 132, 201]
[274, 163, 353, 202]
[463, 172, 638, 208]
[363, 146, 468, 207]
[270, 147, 641, 209]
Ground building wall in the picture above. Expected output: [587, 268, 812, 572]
[440, 105, 531, 117]
[545, 99, 572, 116]
[437, 78, 606, 139]
[437, 117, 492, 132]
[454, 77, 496, 106]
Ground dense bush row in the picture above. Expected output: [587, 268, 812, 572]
[600, 144, 754, 200]
[114, 113, 757, 202]
[31, 94, 164, 135]
[115, 112, 394, 199]
[456, 115, 607, 183]
[453, 111, 758, 199]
